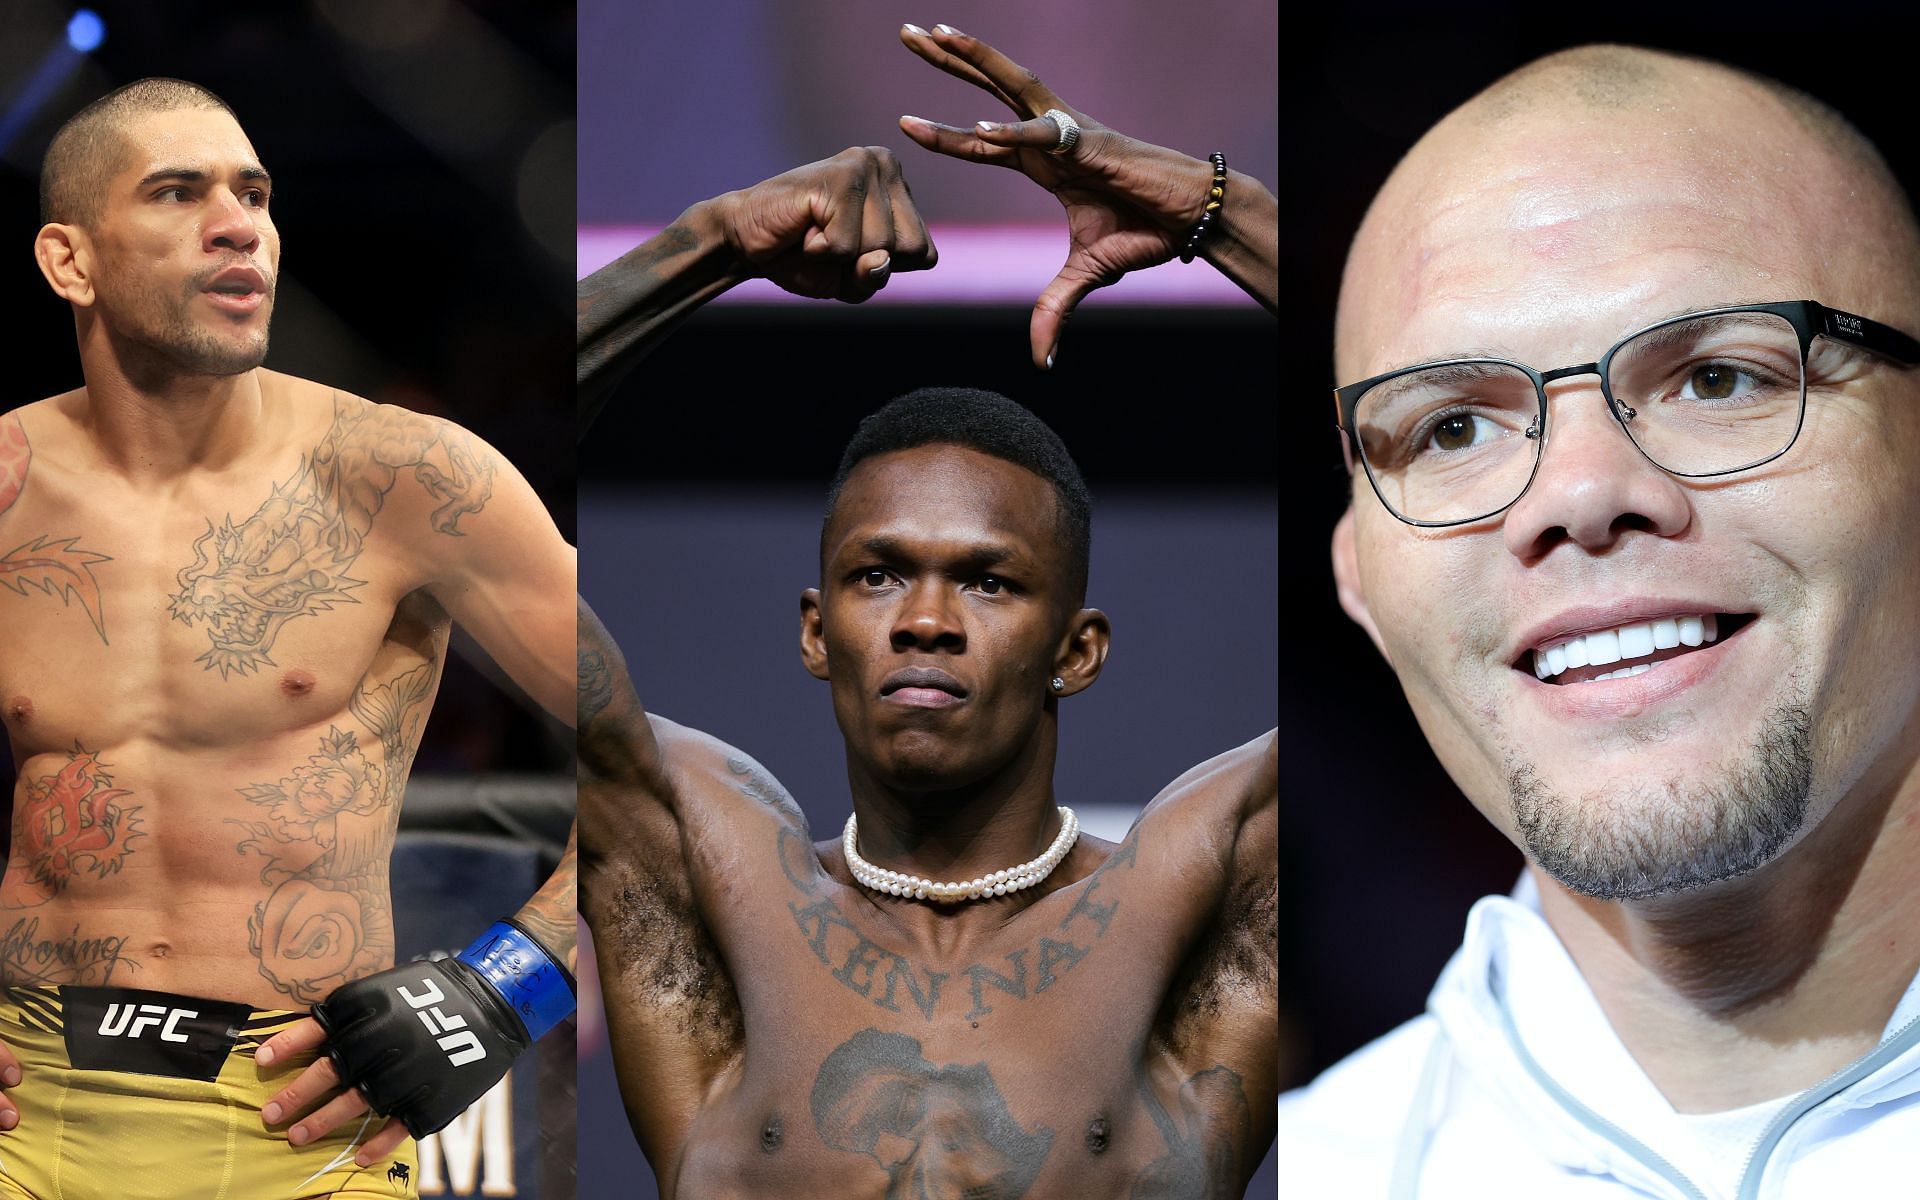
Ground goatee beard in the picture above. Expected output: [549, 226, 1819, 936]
[1510, 701, 1813, 901]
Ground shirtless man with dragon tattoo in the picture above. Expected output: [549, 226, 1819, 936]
[0, 79, 576, 1198]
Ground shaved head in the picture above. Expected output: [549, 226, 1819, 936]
[40, 78, 236, 228]
[1336, 45, 1920, 382]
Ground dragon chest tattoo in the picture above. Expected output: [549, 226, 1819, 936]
[169, 397, 492, 678]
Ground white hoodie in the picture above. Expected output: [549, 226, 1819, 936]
[1275, 876, 1920, 1199]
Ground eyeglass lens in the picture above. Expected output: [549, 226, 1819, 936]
[1353, 311, 1804, 523]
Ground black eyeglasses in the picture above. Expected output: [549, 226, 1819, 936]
[1332, 300, 1920, 527]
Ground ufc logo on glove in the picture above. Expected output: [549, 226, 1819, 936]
[314, 919, 575, 1137]
[395, 978, 487, 1066]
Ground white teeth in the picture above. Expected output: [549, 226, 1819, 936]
[1591, 662, 1656, 682]
[1529, 613, 1733, 681]
[1618, 624, 1654, 659]
[1587, 629, 1621, 666]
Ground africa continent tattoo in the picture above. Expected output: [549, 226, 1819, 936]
[230, 650, 438, 1004]
[811, 1029, 1053, 1199]
[169, 396, 493, 678]
[0, 412, 113, 643]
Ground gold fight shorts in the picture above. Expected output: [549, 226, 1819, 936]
[0, 985, 418, 1200]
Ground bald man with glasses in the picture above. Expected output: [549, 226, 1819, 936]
[1283, 45, 1920, 1199]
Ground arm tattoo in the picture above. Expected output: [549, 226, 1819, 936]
[0, 413, 25, 515]
[577, 222, 729, 432]
[577, 646, 614, 727]
[0, 414, 112, 643]
[811, 1029, 1053, 1198]
[230, 650, 439, 1004]
[726, 754, 806, 828]
[513, 825, 577, 966]
[170, 397, 493, 678]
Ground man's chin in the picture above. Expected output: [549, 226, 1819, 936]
[863, 738, 999, 794]
[183, 332, 270, 377]
[1507, 701, 1815, 902]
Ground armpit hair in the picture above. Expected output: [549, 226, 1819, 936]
[1155, 862, 1278, 1055]
[596, 854, 744, 1061]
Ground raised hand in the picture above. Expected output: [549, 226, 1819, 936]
[897, 23, 1222, 368]
[577, 147, 937, 430]
[712, 147, 937, 304]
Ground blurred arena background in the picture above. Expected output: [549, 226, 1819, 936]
[1290, 0, 1920, 1160]
[576, 1, 1278, 1196]
[0, 3, 575, 1196]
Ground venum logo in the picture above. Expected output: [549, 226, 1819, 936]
[396, 979, 486, 1067]
[1835, 313, 1865, 337]
[97, 1003, 197, 1043]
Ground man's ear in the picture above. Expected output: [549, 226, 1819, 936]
[1049, 607, 1110, 697]
[800, 587, 829, 680]
[1331, 506, 1389, 661]
[35, 223, 95, 306]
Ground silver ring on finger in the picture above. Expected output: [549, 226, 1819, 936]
[1043, 109, 1080, 156]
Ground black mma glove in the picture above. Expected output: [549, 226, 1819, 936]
[312, 918, 575, 1137]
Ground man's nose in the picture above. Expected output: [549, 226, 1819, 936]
[890, 581, 965, 650]
[203, 188, 261, 255]
[1501, 377, 1692, 559]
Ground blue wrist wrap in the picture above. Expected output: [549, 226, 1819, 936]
[456, 920, 576, 1043]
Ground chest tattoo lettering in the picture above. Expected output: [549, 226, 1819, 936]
[170, 397, 492, 678]
[775, 819, 1139, 1024]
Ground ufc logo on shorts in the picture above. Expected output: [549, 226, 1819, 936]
[396, 979, 486, 1066]
[97, 1003, 197, 1043]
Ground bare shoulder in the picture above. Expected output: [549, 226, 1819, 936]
[0, 395, 86, 524]
[1138, 728, 1279, 838]
[648, 714, 809, 834]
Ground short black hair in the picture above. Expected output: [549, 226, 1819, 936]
[40, 78, 236, 227]
[822, 388, 1092, 601]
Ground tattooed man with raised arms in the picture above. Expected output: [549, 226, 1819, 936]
[0, 79, 577, 1197]
[578, 27, 1279, 1200]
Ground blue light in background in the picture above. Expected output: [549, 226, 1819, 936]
[0, 13, 99, 156]
[66, 9, 104, 53]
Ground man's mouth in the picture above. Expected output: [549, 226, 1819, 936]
[201, 265, 269, 313]
[880, 667, 968, 708]
[1519, 612, 1756, 686]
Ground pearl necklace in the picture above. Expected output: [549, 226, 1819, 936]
[842, 806, 1079, 903]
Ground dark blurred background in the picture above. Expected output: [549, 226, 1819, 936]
[576, 1, 1278, 1197]
[0, 4, 575, 1197]
[1287, 0, 1920, 1130]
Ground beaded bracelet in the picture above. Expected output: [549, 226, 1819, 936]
[1178, 152, 1228, 264]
